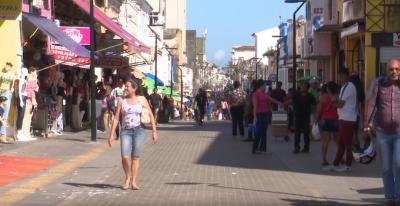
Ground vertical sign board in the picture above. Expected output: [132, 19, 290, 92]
[394, 33, 400, 47]
[0, 0, 22, 20]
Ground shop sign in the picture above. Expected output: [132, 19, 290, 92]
[341, 23, 360, 38]
[51, 26, 91, 45]
[0, 0, 22, 20]
[310, 0, 325, 33]
[394, 33, 400, 47]
[50, 45, 129, 68]
[50, 45, 90, 68]
[95, 56, 129, 68]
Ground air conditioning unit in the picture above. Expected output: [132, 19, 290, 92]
[343, 0, 364, 23]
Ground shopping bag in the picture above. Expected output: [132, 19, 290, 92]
[311, 123, 321, 140]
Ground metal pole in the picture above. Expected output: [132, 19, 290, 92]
[154, 34, 158, 90]
[170, 57, 173, 97]
[180, 66, 183, 120]
[255, 62, 258, 80]
[292, 1, 306, 90]
[89, 0, 96, 141]
[276, 43, 280, 82]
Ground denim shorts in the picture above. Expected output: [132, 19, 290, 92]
[321, 119, 339, 132]
[120, 126, 146, 157]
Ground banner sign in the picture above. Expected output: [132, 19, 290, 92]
[50, 45, 90, 68]
[51, 26, 91, 45]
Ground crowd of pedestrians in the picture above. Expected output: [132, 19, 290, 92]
[99, 59, 400, 205]
[219, 59, 400, 206]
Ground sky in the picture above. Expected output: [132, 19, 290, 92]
[187, 0, 306, 67]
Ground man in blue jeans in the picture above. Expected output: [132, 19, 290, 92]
[365, 59, 400, 206]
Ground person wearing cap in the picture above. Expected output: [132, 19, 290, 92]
[365, 59, 400, 206]
[308, 78, 320, 101]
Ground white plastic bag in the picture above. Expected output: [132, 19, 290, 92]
[218, 112, 223, 120]
[312, 123, 321, 140]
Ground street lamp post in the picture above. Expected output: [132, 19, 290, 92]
[89, 0, 96, 141]
[272, 35, 285, 84]
[177, 64, 185, 119]
[252, 58, 262, 80]
[165, 47, 177, 97]
[276, 44, 280, 82]
[148, 25, 164, 90]
[285, 0, 306, 89]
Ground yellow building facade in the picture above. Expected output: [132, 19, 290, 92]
[341, 0, 400, 88]
[0, 0, 22, 71]
[0, 20, 22, 70]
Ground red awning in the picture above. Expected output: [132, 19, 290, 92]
[70, 0, 151, 54]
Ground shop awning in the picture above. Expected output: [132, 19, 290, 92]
[70, 0, 151, 54]
[23, 13, 90, 58]
[145, 73, 165, 86]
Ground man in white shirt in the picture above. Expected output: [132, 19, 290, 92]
[331, 68, 358, 172]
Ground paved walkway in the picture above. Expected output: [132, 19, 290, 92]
[0, 121, 386, 205]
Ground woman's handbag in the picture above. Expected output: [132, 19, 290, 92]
[141, 106, 152, 128]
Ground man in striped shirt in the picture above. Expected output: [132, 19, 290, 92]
[365, 59, 400, 206]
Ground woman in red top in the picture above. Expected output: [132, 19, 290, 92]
[316, 81, 339, 170]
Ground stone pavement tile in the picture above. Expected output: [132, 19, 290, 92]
[1, 121, 386, 206]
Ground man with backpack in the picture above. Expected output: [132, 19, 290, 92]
[365, 59, 400, 206]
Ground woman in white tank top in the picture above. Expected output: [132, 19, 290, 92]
[108, 79, 158, 190]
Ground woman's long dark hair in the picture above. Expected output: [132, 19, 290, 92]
[349, 74, 365, 103]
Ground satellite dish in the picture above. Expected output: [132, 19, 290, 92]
[203, 28, 208, 38]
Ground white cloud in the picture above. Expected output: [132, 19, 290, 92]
[214, 49, 226, 61]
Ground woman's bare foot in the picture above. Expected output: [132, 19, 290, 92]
[121, 178, 131, 190]
[131, 182, 140, 190]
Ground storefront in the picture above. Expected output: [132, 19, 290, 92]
[372, 33, 400, 76]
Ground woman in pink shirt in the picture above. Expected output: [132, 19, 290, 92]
[252, 79, 282, 154]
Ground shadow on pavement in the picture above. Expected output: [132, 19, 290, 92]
[357, 187, 384, 195]
[165, 182, 203, 185]
[195, 121, 382, 178]
[163, 181, 381, 205]
[63, 182, 121, 189]
[156, 120, 226, 132]
[208, 184, 380, 205]
[280, 198, 380, 206]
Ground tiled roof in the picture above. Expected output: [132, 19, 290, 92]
[233, 46, 256, 51]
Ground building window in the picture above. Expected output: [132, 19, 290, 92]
[385, 0, 400, 32]
[95, 0, 105, 7]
